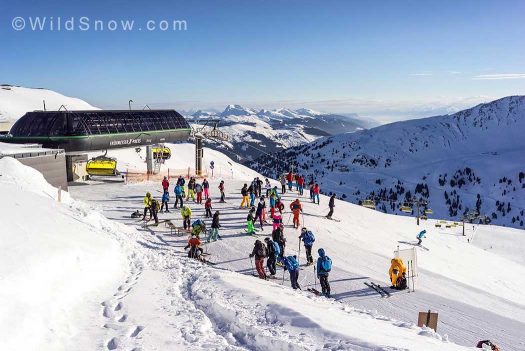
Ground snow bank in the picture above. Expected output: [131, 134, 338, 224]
[0, 157, 128, 350]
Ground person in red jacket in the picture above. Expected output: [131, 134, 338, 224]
[297, 175, 305, 195]
[162, 176, 169, 192]
[313, 183, 320, 205]
[289, 199, 303, 229]
[286, 171, 294, 191]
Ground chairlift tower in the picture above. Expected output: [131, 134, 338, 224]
[461, 210, 488, 236]
[190, 119, 229, 176]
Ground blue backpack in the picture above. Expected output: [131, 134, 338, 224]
[272, 241, 281, 256]
[288, 256, 299, 271]
[192, 219, 205, 228]
[321, 256, 332, 272]
[303, 231, 315, 246]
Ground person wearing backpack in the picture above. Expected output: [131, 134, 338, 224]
[202, 178, 210, 199]
[316, 248, 332, 297]
[174, 184, 184, 209]
[280, 255, 301, 290]
[240, 184, 249, 208]
[161, 191, 170, 213]
[299, 227, 315, 265]
[264, 237, 279, 277]
[272, 224, 286, 257]
[249, 240, 267, 279]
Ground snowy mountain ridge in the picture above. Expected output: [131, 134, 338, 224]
[189, 104, 370, 162]
[253, 96, 525, 229]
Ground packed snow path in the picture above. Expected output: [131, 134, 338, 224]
[71, 176, 525, 351]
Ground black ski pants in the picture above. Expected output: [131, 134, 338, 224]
[305, 245, 313, 264]
[267, 255, 276, 276]
[174, 195, 184, 208]
[327, 207, 334, 218]
[290, 269, 300, 290]
[319, 274, 330, 296]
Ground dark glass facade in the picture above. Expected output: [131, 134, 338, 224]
[10, 110, 190, 137]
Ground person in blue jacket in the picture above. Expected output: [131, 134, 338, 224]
[174, 184, 184, 209]
[316, 248, 332, 297]
[161, 191, 170, 212]
[280, 255, 301, 290]
[299, 227, 315, 265]
[416, 230, 427, 245]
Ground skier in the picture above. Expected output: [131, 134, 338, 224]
[299, 227, 315, 265]
[174, 183, 184, 208]
[256, 177, 263, 197]
[150, 198, 160, 224]
[286, 171, 293, 191]
[326, 194, 336, 219]
[308, 179, 315, 201]
[162, 176, 169, 192]
[275, 198, 285, 214]
[280, 174, 287, 194]
[249, 240, 267, 279]
[297, 175, 305, 195]
[316, 248, 332, 297]
[416, 229, 427, 245]
[265, 178, 272, 197]
[264, 237, 279, 278]
[272, 211, 282, 231]
[290, 199, 303, 229]
[142, 192, 153, 220]
[240, 184, 249, 208]
[209, 211, 221, 242]
[161, 191, 170, 213]
[191, 219, 206, 237]
[218, 180, 225, 202]
[184, 234, 204, 260]
[177, 176, 186, 197]
[249, 184, 256, 207]
[272, 224, 286, 257]
[202, 178, 210, 199]
[313, 183, 320, 205]
[254, 196, 266, 230]
[181, 205, 192, 230]
[204, 197, 213, 218]
[195, 182, 203, 204]
[186, 177, 196, 201]
[246, 207, 256, 235]
[280, 255, 301, 290]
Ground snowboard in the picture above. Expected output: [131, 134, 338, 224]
[398, 241, 429, 251]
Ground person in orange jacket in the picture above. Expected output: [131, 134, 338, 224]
[289, 199, 303, 229]
[184, 234, 204, 260]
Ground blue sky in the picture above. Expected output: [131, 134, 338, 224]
[1, 0, 524, 121]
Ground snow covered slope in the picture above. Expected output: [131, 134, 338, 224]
[0, 157, 127, 350]
[189, 105, 370, 162]
[0, 150, 476, 350]
[71, 143, 524, 350]
[0, 85, 97, 125]
[254, 96, 525, 228]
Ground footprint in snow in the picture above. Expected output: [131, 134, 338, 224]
[130, 325, 144, 338]
[107, 337, 119, 350]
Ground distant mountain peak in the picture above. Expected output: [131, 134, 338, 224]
[295, 108, 321, 117]
[221, 104, 256, 117]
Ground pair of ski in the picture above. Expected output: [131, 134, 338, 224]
[364, 282, 392, 297]
[307, 288, 323, 296]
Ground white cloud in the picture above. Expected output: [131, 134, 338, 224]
[409, 72, 433, 76]
[473, 73, 525, 80]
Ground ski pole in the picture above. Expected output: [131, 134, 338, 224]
[249, 256, 255, 276]
[314, 265, 317, 290]
[282, 267, 285, 285]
